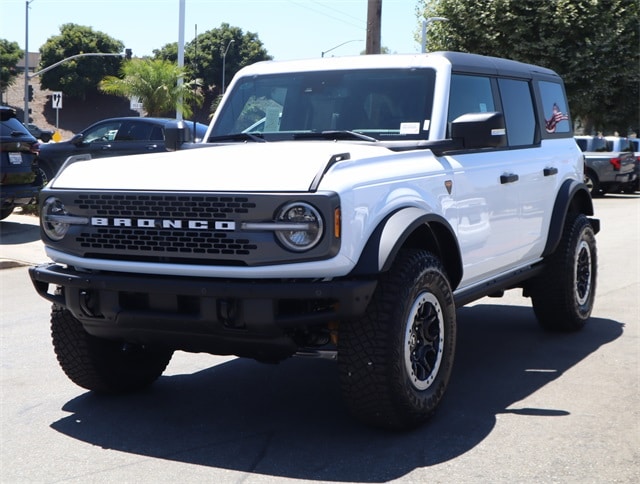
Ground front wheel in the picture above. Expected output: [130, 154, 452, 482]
[51, 306, 173, 393]
[531, 213, 597, 331]
[338, 249, 456, 430]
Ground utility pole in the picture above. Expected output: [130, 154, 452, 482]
[23, 0, 34, 124]
[176, 0, 185, 120]
[365, 0, 382, 55]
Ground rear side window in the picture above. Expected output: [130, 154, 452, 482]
[0, 115, 31, 138]
[498, 78, 536, 146]
[538, 81, 571, 135]
[115, 122, 154, 141]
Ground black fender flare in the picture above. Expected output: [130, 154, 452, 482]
[542, 179, 599, 258]
[349, 207, 463, 289]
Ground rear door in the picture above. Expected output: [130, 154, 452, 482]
[110, 120, 165, 156]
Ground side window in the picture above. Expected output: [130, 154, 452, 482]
[115, 122, 153, 141]
[538, 81, 571, 134]
[150, 126, 164, 141]
[84, 121, 122, 143]
[448, 74, 495, 124]
[498, 78, 536, 147]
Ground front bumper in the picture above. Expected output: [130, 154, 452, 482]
[29, 263, 377, 357]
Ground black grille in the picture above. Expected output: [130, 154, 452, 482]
[71, 193, 263, 260]
[77, 228, 258, 256]
[74, 194, 256, 219]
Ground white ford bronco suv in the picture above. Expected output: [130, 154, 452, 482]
[29, 52, 599, 430]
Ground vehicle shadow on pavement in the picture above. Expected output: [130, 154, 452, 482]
[50, 305, 623, 482]
[0, 219, 41, 245]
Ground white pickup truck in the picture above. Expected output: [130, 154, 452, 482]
[30, 51, 599, 430]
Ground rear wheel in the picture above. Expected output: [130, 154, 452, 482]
[51, 306, 173, 393]
[35, 159, 55, 186]
[622, 178, 639, 194]
[584, 170, 601, 196]
[0, 206, 14, 220]
[531, 213, 597, 331]
[338, 249, 456, 430]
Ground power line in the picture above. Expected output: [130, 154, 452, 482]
[284, 0, 366, 31]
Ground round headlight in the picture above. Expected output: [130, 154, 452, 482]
[275, 202, 323, 252]
[42, 197, 70, 241]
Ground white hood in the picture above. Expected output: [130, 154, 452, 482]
[51, 141, 389, 192]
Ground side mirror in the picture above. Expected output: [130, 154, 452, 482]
[164, 121, 193, 151]
[451, 112, 506, 149]
[71, 133, 84, 146]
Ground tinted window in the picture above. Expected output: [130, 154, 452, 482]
[575, 138, 588, 151]
[115, 122, 154, 141]
[150, 125, 164, 141]
[538, 81, 571, 134]
[0, 115, 32, 138]
[448, 75, 495, 123]
[498, 78, 536, 146]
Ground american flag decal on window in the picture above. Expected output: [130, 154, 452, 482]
[545, 103, 569, 133]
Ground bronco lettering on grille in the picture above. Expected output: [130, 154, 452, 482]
[90, 217, 236, 230]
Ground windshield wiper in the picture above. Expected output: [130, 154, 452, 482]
[293, 131, 378, 142]
[208, 132, 266, 143]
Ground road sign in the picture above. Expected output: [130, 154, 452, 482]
[51, 92, 63, 109]
[130, 96, 143, 110]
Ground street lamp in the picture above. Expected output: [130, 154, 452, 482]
[321, 39, 363, 58]
[421, 17, 448, 53]
[222, 39, 235, 95]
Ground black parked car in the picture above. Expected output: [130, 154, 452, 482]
[0, 106, 41, 220]
[36, 117, 208, 183]
[26, 123, 54, 142]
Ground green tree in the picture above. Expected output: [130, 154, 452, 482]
[418, 0, 640, 134]
[0, 39, 23, 101]
[39, 24, 124, 100]
[154, 22, 271, 117]
[99, 58, 203, 117]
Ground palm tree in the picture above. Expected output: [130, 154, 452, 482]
[99, 58, 202, 117]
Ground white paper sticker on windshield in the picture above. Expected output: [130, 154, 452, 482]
[400, 122, 420, 135]
[423, 120, 431, 130]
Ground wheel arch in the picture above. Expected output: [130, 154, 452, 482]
[542, 179, 599, 258]
[349, 207, 463, 290]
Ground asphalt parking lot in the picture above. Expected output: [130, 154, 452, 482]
[1, 196, 638, 483]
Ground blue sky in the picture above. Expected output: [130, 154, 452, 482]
[1, 0, 424, 60]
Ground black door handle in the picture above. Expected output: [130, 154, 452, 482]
[500, 173, 519, 184]
[544, 167, 558, 176]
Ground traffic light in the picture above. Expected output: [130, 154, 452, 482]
[27, 85, 34, 102]
[125, 48, 132, 60]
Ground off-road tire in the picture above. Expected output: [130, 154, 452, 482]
[531, 213, 597, 331]
[51, 306, 173, 393]
[338, 249, 456, 431]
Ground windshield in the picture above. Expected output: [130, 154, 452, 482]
[209, 68, 436, 142]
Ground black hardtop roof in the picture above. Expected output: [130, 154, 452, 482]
[433, 51, 560, 80]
